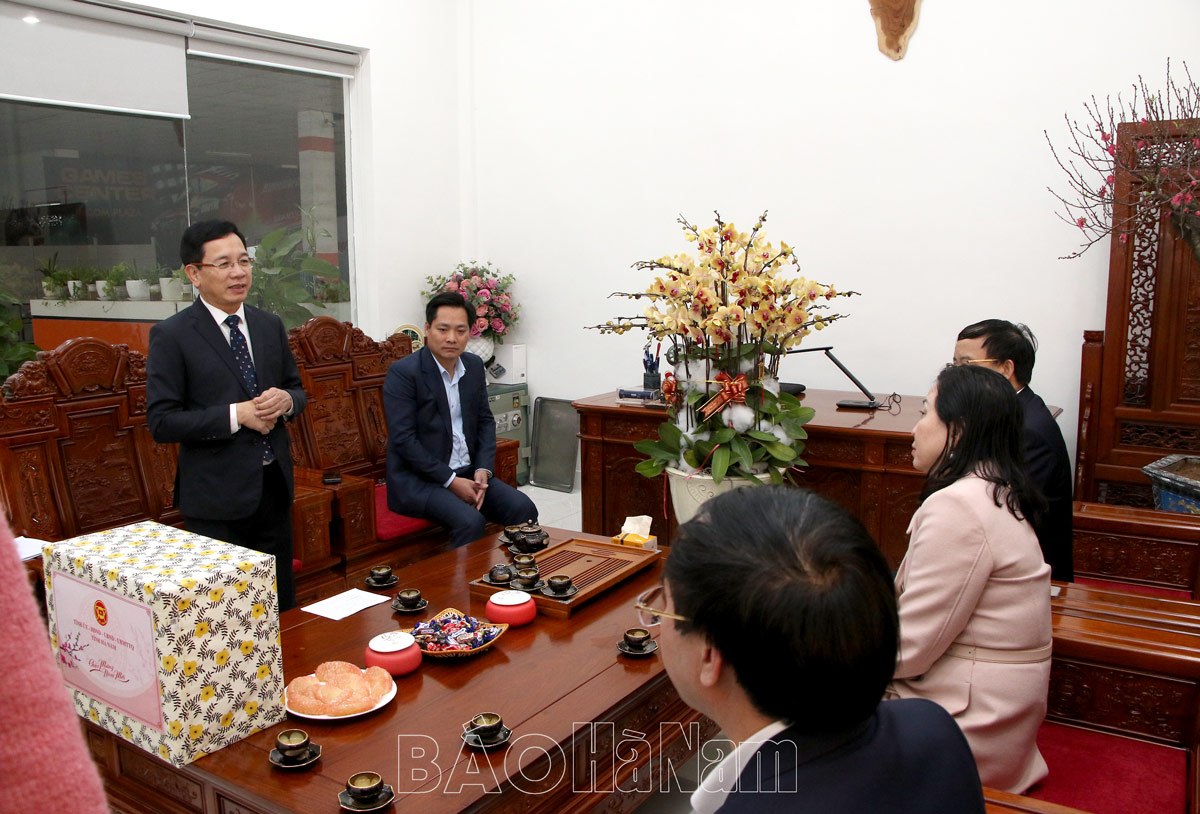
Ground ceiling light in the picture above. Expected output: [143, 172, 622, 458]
[22, 13, 39, 23]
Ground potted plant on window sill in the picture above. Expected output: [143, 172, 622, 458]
[590, 211, 857, 522]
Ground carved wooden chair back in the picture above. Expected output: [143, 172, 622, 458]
[0, 337, 179, 540]
[286, 316, 413, 482]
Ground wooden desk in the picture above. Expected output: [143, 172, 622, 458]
[574, 389, 926, 568]
[86, 527, 715, 814]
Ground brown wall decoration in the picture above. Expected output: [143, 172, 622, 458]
[870, 0, 921, 60]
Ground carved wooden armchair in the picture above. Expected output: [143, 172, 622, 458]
[0, 336, 338, 604]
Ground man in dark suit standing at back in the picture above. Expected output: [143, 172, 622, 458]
[383, 291, 536, 548]
[954, 319, 1074, 581]
[147, 220, 307, 610]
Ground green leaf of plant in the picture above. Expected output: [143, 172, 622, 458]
[683, 449, 699, 468]
[635, 458, 667, 478]
[658, 422, 683, 452]
[764, 442, 798, 461]
[792, 406, 816, 422]
[779, 415, 810, 439]
[768, 466, 784, 485]
[711, 445, 730, 483]
[778, 391, 802, 410]
[730, 466, 764, 486]
[746, 430, 778, 443]
[300, 256, 340, 276]
[710, 427, 736, 444]
[730, 436, 753, 471]
[791, 457, 807, 467]
[686, 390, 704, 406]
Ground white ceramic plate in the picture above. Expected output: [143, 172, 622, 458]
[284, 676, 397, 720]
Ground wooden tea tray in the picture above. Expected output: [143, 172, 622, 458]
[468, 538, 660, 618]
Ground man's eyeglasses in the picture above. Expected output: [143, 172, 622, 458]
[954, 358, 1000, 367]
[634, 585, 688, 627]
[196, 257, 253, 272]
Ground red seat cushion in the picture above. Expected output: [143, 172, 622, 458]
[1026, 721, 1186, 813]
[374, 484, 437, 541]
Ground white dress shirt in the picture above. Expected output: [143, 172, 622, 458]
[690, 719, 791, 814]
[196, 297, 252, 434]
[439, 356, 472, 487]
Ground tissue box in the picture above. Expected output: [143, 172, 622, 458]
[612, 533, 657, 550]
[43, 522, 285, 767]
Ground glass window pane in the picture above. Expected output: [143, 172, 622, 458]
[185, 57, 350, 327]
[0, 100, 187, 302]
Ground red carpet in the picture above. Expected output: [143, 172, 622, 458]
[1026, 722, 1187, 813]
[1075, 577, 1192, 600]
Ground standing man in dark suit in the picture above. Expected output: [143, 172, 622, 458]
[383, 291, 536, 548]
[645, 487, 985, 814]
[954, 319, 1074, 581]
[147, 220, 307, 610]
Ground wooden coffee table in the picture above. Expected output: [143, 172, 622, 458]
[89, 527, 713, 814]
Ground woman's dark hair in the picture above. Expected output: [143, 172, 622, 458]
[664, 486, 898, 733]
[921, 364, 1045, 524]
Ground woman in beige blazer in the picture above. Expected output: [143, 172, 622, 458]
[889, 364, 1052, 794]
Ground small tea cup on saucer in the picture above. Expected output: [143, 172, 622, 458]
[275, 728, 310, 760]
[512, 553, 537, 569]
[623, 628, 651, 651]
[346, 771, 383, 802]
[395, 588, 422, 609]
[369, 565, 392, 582]
[515, 568, 540, 588]
[466, 712, 504, 739]
[547, 574, 572, 594]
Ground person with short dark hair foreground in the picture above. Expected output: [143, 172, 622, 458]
[891, 364, 1052, 793]
[955, 319, 1073, 581]
[647, 486, 984, 813]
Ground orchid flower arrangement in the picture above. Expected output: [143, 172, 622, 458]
[423, 262, 520, 343]
[591, 211, 856, 485]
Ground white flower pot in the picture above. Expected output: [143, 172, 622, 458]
[125, 280, 151, 300]
[160, 277, 184, 301]
[67, 280, 86, 299]
[666, 466, 755, 525]
[466, 334, 495, 362]
[42, 281, 66, 299]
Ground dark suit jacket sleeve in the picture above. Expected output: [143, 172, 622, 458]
[146, 320, 234, 443]
[384, 357, 456, 486]
[467, 356, 497, 475]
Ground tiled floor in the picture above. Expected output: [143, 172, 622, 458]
[519, 481, 582, 531]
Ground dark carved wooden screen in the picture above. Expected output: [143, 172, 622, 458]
[1076, 119, 1200, 505]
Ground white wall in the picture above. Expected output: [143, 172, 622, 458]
[464, 0, 1200, 465]
[139, 0, 1200, 464]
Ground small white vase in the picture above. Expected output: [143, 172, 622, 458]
[466, 334, 495, 362]
[160, 277, 184, 301]
[125, 280, 151, 300]
[67, 280, 86, 299]
[665, 467, 755, 525]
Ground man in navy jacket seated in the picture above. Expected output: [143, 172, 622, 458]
[643, 486, 985, 813]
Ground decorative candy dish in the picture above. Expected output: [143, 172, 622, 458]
[403, 609, 507, 658]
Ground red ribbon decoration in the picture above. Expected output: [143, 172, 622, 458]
[661, 373, 678, 407]
[698, 372, 748, 420]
